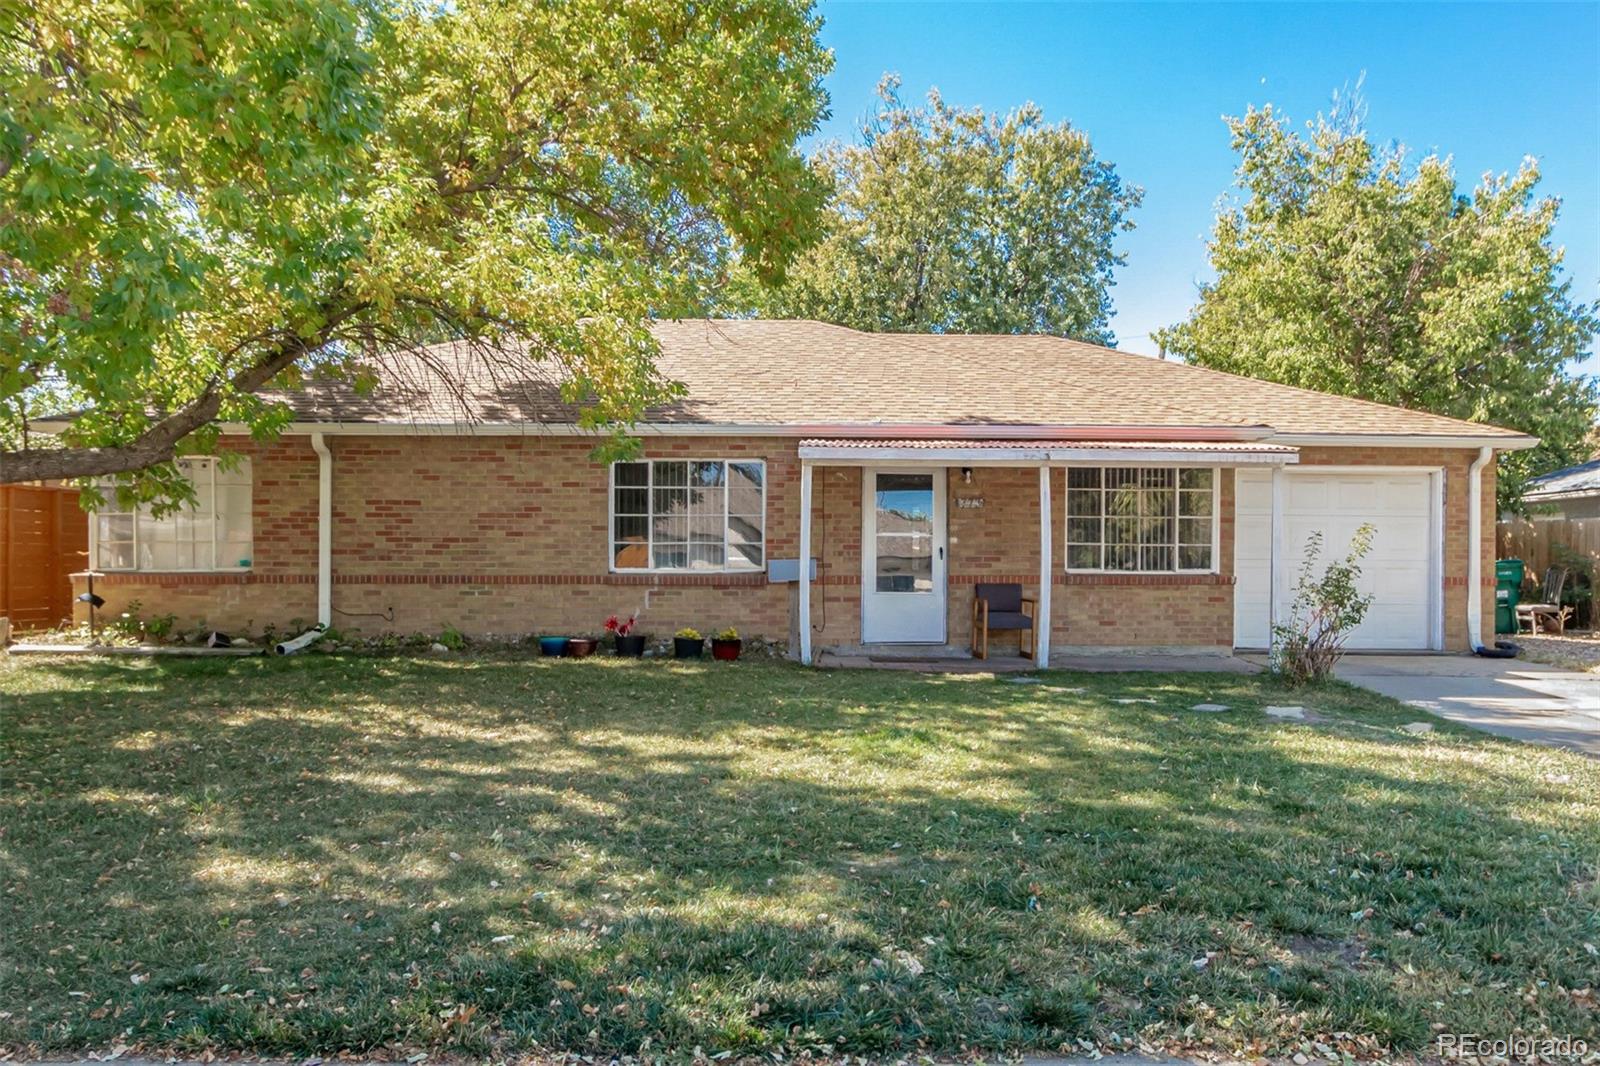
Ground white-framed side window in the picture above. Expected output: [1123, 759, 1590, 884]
[92, 457, 253, 572]
[1065, 466, 1217, 573]
[610, 459, 765, 573]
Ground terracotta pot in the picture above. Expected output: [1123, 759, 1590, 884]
[711, 638, 742, 661]
[566, 638, 597, 658]
[613, 634, 646, 657]
[673, 636, 704, 659]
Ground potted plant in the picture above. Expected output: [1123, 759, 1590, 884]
[711, 626, 742, 661]
[605, 613, 646, 657]
[538, 635, 569, 657]
[565, 636, 597, 658]
[673, 627, 704, 659]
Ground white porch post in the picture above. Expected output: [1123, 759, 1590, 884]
[1268, 466, 1285, 644]
[1037, 465, 1052, 668]
[799, 461, 814, 665]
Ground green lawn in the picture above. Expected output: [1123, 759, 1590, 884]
[2, 654, 1596, 1060]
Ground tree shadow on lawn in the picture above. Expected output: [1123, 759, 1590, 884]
[2, 656, 1596, 1057]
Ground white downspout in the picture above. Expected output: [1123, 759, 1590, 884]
[310, 431, 332, 628]
[798, 461, 813, 665]
[1466, 446, 1492, 652]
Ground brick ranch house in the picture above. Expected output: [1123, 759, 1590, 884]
[60, 319, 1534, 664]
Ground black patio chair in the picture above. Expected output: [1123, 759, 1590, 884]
[972, 582, 1036, 660]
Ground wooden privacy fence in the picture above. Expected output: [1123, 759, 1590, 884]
[0, 484, 89, 632]
[1497, 517, 1600, 575]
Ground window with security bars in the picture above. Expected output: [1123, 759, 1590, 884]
[611, 460, 765, 572]
[1064, 467, 1215, 572]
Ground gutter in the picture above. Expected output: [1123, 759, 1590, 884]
[310, 431, 332, 628]
[1466, 446, 1492, 652]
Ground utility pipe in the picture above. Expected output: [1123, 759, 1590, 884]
[275, 623, 328, 656]
[310, 431, 332, 628]
[1466, 446, 1492, 652]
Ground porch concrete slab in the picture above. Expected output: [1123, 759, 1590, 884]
[1333, 653, 1600, 756]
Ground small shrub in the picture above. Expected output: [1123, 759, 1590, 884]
[1270, 524, 1376, 686]
[437, 626, 466, 651]
[674, 627, 702, 641]
[715, 626, 739, 641]
[103, 600, 174, 643]
[1551, 544, 1594, 628]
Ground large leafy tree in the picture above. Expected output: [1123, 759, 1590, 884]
[1156, 103, 1599, 507]
[746, 77, 1141, 342]
[1, 0, 830, 501]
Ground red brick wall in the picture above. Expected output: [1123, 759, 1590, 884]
[72, 435, 1496, 652]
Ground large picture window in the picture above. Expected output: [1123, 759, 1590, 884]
[94, 457, 253, 572]
[1065, 467, 1215, 573]
[611, 460, 765, 572]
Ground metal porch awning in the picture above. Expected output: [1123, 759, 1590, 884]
[796, 438, 1300, 465]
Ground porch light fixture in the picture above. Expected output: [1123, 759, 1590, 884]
[961, 467, 973, 484]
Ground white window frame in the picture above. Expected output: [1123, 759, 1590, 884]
[608, 458, 767, 574]
[1063, 465, 1220, 575]
[89, 457, 253, 573]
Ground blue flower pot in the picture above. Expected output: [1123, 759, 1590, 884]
[539, 636, 569, 657]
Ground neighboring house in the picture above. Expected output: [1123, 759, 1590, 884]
[1521, 458, 1600, 519]
[48, 320, 1533, 662]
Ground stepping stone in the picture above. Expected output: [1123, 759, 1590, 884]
[1265, 705, 1306, 719]
[1005, 675, 1044, 684]
[1113, 697, 1157, 704]
[1402, 721, 1434, 734]
[1190, 703, 1231, 713]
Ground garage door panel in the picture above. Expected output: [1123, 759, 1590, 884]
[1235, 469, 1436, 651]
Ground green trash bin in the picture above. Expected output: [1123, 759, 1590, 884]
[1495, 558, 1525, 634]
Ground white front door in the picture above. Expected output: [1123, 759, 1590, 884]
[862, 468, 947, 643]
[1234, 468, 1440, 650]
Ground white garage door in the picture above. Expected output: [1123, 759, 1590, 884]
[1234, 469, 1438, 650]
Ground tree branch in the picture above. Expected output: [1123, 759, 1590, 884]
[0, 303, 365, 484]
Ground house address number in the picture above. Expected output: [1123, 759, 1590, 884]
[955, 496, 985, 509]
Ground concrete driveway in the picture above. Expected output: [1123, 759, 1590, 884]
[1335, 654, 1600, 756]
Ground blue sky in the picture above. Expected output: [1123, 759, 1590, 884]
[810, 1, 1600, 373]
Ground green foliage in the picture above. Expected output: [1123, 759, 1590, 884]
[741, 77, 1141, 342]
[1549, 544, 1595, 625]
[673, 626, 702, 641]
[715, 626, 740, 641]
[436, 625, 465, 651]
[1270, 524, 1377, 686]
[2, 0, 831, 503]
[102, 598, 176, 643]
[1155, 98, 1599, 509]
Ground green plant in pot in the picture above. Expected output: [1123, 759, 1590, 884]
[711, 626, 742, 661]
[673, 627, 704, 659]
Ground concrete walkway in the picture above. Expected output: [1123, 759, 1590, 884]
[1334, 653, 1600, 756]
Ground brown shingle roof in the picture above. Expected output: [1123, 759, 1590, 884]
[267, 318, 1532, 442]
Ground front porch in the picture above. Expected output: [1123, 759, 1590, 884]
[792, 437, 1302, 665]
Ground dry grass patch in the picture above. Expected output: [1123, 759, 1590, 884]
[1, 654, 1596, 1060]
